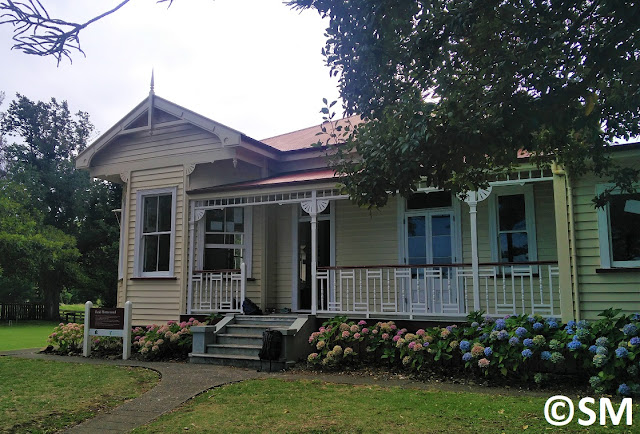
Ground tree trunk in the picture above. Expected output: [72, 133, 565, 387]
[43, 286, 61, 321]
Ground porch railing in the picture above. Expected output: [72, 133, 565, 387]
[317, 261, 559, 318]
[190, 263, 246, 313]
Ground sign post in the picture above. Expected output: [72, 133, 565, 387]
[83, 301, 132, 360]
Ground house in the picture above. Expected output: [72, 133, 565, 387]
[76, 88, 640, 365]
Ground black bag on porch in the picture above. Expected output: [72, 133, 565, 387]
[242, 298, 262, 315]
[258, 329, 283, 372]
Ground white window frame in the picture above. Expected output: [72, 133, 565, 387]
[596, 184, 640, 268]
[488, 185, 538, 263]
[134, 187, 177, 278]
[198, 207, 252, 276]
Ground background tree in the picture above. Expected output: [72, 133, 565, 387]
[0, 94, 121, 318]
[291, 0, 640, 208]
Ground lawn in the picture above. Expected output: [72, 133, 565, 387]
[0, 357, 158, 433]
[0, 320, 58, 351]
[135, 378, 638, 433]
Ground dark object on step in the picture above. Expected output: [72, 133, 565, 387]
[242, 298, 262, 315]
[258, 329, 283, 372]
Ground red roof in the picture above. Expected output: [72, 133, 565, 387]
[232, 169, 338, 187]
[260, 115, 363, 152]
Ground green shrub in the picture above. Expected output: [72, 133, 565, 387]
[132, 318, 203, 360]
[47, 323, 83, 353]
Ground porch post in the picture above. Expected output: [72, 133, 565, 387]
[310, 191, 318, 315]
[187, 201, 196, 315]
[464, 188, 492, 312]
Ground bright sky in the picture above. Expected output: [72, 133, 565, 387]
[0, 0, 341, 142]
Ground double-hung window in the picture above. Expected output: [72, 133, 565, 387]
[489, 186, 537, 263]
[135, 187, 176, 277]
[597, 185, 640, 268]
[203, 207, 252, 273]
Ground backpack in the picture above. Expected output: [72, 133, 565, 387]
[242, 298, 262, 315]
[259, 329, 283, 361]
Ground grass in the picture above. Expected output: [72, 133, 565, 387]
[0, 320, 58, 351]
[59, 303, 86, 312]
[135, 378, 639, 433]
[0, 357, 158, 433]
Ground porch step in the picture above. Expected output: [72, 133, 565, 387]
[207, 343, 262, 357]
[189, 352, 292, 370]
[215, 333, 263, 346]
[223, 324, 289, 336]
[234, 316, 297, 326]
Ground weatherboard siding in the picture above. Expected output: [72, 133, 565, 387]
[571, 173, 640, 320]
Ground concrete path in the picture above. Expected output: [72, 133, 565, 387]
[1, 349, 269, 433]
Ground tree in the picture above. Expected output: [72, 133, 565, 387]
[1, 94, 121, 317]
[290, 0, 640, 208]
[0, 0, 173, 64]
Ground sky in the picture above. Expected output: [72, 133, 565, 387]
[0, 0, 342, 142]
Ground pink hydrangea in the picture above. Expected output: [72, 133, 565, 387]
[319, 327, 326, 332]
[354, 333, 361, 339]
[372, 329, 379, 335]
[414, 343, 423, 351]
[317, 341, 326, 350]
[441, 329, 451, 338]
[471, 344, 485, 357]
[342, 331, 350, 338]
[478, 358, 490, 368]
[390, 324, 397, 330]
[350, 325, 359, 333]
[382, 333, 390, 340]
[416, 329, 426, 336]
[408, 341, 416, 349]
[362, 328, 369, 334]
[358, 320, 367, 326]
[393, 335, 401, 342]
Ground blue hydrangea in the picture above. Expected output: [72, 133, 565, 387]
[577, 320, 589, 329]
[596, 346, 608, 356]
[509, 337, 520, 346]
[470, 322, 479, 328]
[575, 328, 590, 340]
[533, 322, 544, 331]
[494, 319, 506, 331]
[541, 351, 552, 360]
[462, 352, 472, 362]
[545, 317, 558, 324]
[567, 320, 577, 328]
[618, 384, 631, 396]
[523, 338, 534, 348]
[497, 330, 509, 341]
[615, 347, 629, 359]
[632, 313, 640, 321]
[547, 321, 559, 329]
[484, 347, 493, 357]
[564, 327, 575, 335]
[589, 345, 598, 354]
[459, 340, 471, 352]
[630, 337, 640, 346]
[515, 327, 528, 337]
[568, 340, 581, 351]
[595, 337, 609, 347]
[623, 323, 638, 336]
[593, 354, 607, 367]
[521, 349, 533, 358]
[484, 315, 495, 324]
[527, 316, 536, 323]
[479, 333, 489, 342]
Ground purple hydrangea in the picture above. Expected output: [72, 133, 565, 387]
[484, 347, 493, 357]
[509, 337, 520, 346]
[470, 322, 479, 328]
[494, 319, 506, 331]
[618, 384, 631, 396]
[630, 337, 640, 346]
[589, 345, 598, 353]
[523, 338, 534, 348]
[497, 330, 509, 340]
[459, 340, 471, 352]
[515, 327, 528, 338]
[462, 352, 473, 362]
[623, 323, 638, 337]
[533, 322, 544, 331]
[541, 351, 552, 360]
[521, 349, 533, 358]
[568, 340, 581, 351]
[484, 315, 495, 324]
[615, 347, 629, 359]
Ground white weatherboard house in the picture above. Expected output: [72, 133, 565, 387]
[77, 89, 640, 366]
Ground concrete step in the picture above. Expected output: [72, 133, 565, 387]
[215, 333, 262, 346]
[234, 316, 296, 326]
[189, 352, 292, 371]
[207, 343, 262, 357]
[222, 324, 289, 336]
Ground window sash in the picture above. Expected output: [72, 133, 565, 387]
[135, 188, 176, 277]
[597, 185, 640, 268]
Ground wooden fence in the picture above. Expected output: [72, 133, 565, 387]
[0, 303, 46, 320]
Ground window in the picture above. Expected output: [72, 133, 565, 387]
[489, 186, 537, 263]
[135, 187, 176, 277]
[597, 186, 640, 268]
[203, 207, 252, 272]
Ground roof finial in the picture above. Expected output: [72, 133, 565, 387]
[150, 68, 155, 95]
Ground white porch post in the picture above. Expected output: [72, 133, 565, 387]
[464, 188, 491, 312]
[301, 191, 329, 315]
[187, 204, 205, 314]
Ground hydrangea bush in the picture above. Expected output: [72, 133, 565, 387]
[47, 318, 203, 360]
[308, 309, 640, 396]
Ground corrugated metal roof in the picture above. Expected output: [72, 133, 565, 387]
[260, 115, 363, 152]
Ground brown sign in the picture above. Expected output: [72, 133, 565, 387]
[90, 308, 125, 330]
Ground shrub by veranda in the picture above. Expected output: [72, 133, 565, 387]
[47, 322, 84, 353]
[307, 309, 640, 396]
[132, 318, 202, 360]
